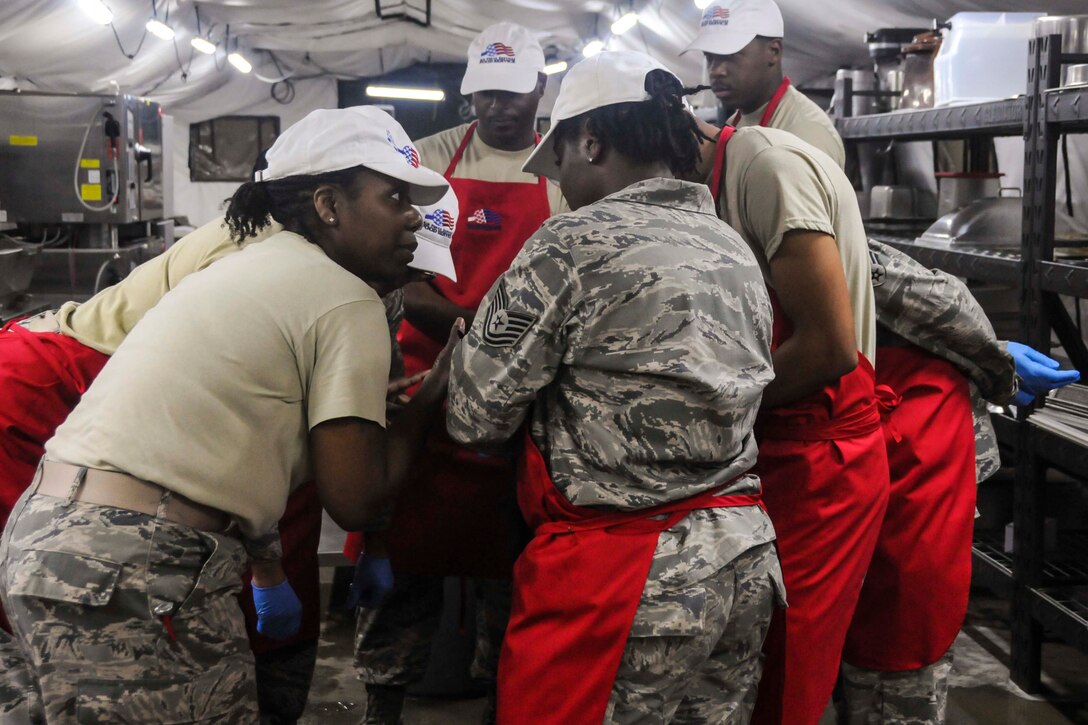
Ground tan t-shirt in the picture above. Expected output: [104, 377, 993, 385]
[737, 84, 846, 169]
[57, 217, 284, 355]
[717, 126, 876, 362]
[47, 231, 390, 537]
[415, 123, 567, 215]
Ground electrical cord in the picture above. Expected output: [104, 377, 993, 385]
[73, 105, 119, 213]
[110, 23, 149, 60]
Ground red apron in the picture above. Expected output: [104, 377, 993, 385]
[729, 76, 792, 128]
[497, 433, 763, 725]
[843, 345, 976, 671]
[710, 102, 889, 725]
[0, 322, 108, 632]
[749, 295, 891, 725]
[345, 123, 552, 577]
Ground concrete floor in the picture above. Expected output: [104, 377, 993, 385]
[298, 585, 1088, 725]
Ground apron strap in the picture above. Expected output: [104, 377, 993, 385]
[444, 122, 477, 178]
[726, 75, 792, 128]
[709, 125, 737, 202]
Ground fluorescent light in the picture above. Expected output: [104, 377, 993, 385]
[78, 0, 113, 25]
[228, 52, 253, 73]
[366, 85, 445, 102]
[190, 37, 216, 55]
[694, 0, 713, 8]
[582, 40, 605, 58]
[145, 18, 175, 40]
[543, 60, 568, 75]
[611, 12, 640, 35]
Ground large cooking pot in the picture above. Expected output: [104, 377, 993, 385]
[1034, 16, 1088, 85]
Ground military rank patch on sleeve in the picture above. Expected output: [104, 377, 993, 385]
[869, 249, 887, 288]
[482, 282, 538, 347]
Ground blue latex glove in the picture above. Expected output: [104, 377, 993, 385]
[252, 579, 302, 640]
[1008, 341, 1081, 406]
[344, 554, 394, 610]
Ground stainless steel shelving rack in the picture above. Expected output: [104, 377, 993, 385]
[834, 37, 1088, 692]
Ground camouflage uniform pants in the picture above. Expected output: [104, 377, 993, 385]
[0, 481, 258, 724]
[353, 574, 511, 686]
[604, 542, 781, 725]
[256, 640, 319, 725]
[840, 651, 953, 725]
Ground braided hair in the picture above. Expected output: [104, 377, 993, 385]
[224, 166, 363, 245]
[552, 69, 713, 176]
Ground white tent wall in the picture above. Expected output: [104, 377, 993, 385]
[4, 0, 1088, 226]
[168, 76, 337, 227]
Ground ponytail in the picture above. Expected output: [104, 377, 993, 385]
[225, 181, 275, 244]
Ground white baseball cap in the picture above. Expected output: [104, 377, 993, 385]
[522, 51, 675, 180]
[257, 106, 448, 206]
[461, 22, 546, 95]
[411, 187, 459, 282]
[682, 0, 784, 57]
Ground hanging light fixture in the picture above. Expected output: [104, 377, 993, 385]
[366, 86, 445, 102]
[611, 12, 640, 35]
[145, 18, 175, 40]
[190, 8, 216, 55]
[582, 40, 605, 58]
[228, 51, 253, 73]
[543, 60, 568, 75]
[78, 0, 113, 25]
[191, 37, 216, 54]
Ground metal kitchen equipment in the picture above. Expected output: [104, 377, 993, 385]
[935, 171, 1003, 216]
[0, 91, 169, 225]
[866, 27, 926, 111]
[0, 236, 39, 308]
[1034, 15, 1088, 85]
[917, 193, 1023, 246]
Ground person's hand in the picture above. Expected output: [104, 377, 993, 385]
[252, 578, 303, 639]
[344, 553, 395, 610]
[1008, 341, 1081, 406]
[387, 370, 429, 410]
[413, 318, 465, 406]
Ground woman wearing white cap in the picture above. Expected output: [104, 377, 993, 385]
[448, 50, 783, 724]
[0, 106, 459, 722]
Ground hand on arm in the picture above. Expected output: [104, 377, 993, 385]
[761, 230, 858, 408]
[404, 280, 475, 342]
[310, 320, 464, 532]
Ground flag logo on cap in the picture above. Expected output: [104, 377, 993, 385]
[700, 6, 731, 26]
[386, 130, 421, 168]
[423, 208, 456, 238]
[480, 42, 517, 64]
[467, 208, 502, 229]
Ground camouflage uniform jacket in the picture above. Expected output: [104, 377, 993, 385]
[869, 239, 1016, 483]
[447, 178, 778, 576]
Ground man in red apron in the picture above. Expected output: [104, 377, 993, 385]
[684, 0, 845, 168]
[707, 117, 887, 724]
[348, 21, 564, 723]
[448, 50, 783, 723]
[840, 241, 1079, 724]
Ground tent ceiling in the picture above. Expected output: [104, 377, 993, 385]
[2, 0, 1086, 111]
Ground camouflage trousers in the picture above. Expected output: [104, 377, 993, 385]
[840, 651, 953, 725]
[354, 574, 511, 685]
[256, 640, 319, 725]
[353, 574, 510, 723]
[604, 542, 781, 725]
[0, 483, 258, 724]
